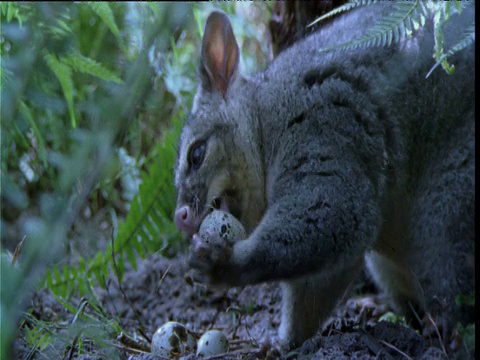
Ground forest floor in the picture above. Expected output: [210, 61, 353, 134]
[14, 248, 473, 359]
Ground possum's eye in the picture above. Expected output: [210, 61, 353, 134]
[188, 141, 206, 170]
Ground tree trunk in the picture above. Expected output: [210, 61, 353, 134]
[269, 0, 347, 57]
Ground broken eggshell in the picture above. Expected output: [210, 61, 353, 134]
[151, 321, 196, 358]
[198, 210, 246, 245]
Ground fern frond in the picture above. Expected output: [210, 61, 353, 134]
[432, 4, 452, 75]
[22, 295, 122, 357]
[0, 61, 13, 89]
[47, 265, 67, 299]
[44, 8, 72, 40]
[62, 52, 123, 84]
[23, 320, 55, 352]
[46, 259, 101, 299]
[88, 2, 127, 55]
[308, 0, 378, 27]
[44, 53, 77, 128]
[320, 1, 425, 53]
[46, 252, 109, 299]
[1, 2, 34, 26]
[112, 116, 183, 278]
[49, 18, 72, 39]
[45, 117, 183, 295]
[426, 23, 475, 78]
[313, 0, 474, 74]
[438, 0, 464, 23]
[428, 1, 473, 77]
[17, 100, 48, 168]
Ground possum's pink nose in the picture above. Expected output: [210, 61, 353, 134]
[175, 206, 200, 236]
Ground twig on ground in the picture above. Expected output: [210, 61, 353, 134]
[110, 234, 151, 343]
[425, 312, 448, 357]
[116, 332, 151, 352]
[378, 339, 414, 360]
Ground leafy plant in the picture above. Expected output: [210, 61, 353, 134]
[45, 115, 184, 298]
[456, 323, 475, 354]
[2, 3, 269, 359]
[426, 22, 475, 78]
[1, 3, 192, 358]
[378, 311, 407, 326]
[454, 291, 475, 353]
[310, 0, 475, 77]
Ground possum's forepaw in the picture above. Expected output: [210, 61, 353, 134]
[187, 232, 232, 284]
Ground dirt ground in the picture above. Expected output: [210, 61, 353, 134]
[14, 249, 474, 359]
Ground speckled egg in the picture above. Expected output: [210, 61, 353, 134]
[196, 329, 229, 357]
[151, 321, 196, 358]
[198, 210, 246, 245]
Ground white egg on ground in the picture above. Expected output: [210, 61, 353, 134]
[151, 321, 196, 358]
[198, 210, 246, 245]
[196, 329, 229, 357]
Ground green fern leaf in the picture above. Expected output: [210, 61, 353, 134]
[46, 265, 67, 298]
[63, 265, 72, 298]
[1, 2, 7, 17]
[78, 258, 88, 295]
[91, 252, 105, 286]
[426, 23, 475, 78]
[18, 100, 48, 168]
[308, 0, 377, 27]
[432, 4, 449, 72]
[125, 242, 138, 271]
[315, 0, 474, 78]
[37, 331, 54, 352]
[46, 270, 53, 290]
[63, 53, 123, 84]
[112, 116, 183, 280]
[46, 260, 91, 298]
[132, 234, 147, 257]
[43, 117, 184, 293]
[51, 266, 65, 298]
[88, 2, 127, 55]
[24, 325, 54, 352]
[453, 0, 463, 13]
[44, 53, 77, 128]
[318, 1, 427, 53]
[2, 2, 34, 26]
[5, 2, 18, 22]
[429, 1, 471, 77]
[49, 18, 72, 38]
[114, 246, 125, 279]
[1, 61, 14, 90]
[362, 2, 419, 48]
[71, 264, 79, 291]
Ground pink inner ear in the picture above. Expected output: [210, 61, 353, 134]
[210, 33, 228, 81]
[201, 11, 239, 97]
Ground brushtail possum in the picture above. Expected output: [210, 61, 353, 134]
[174, 3, 475, 348]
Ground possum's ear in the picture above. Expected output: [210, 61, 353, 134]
[200, 10, 240, 98]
